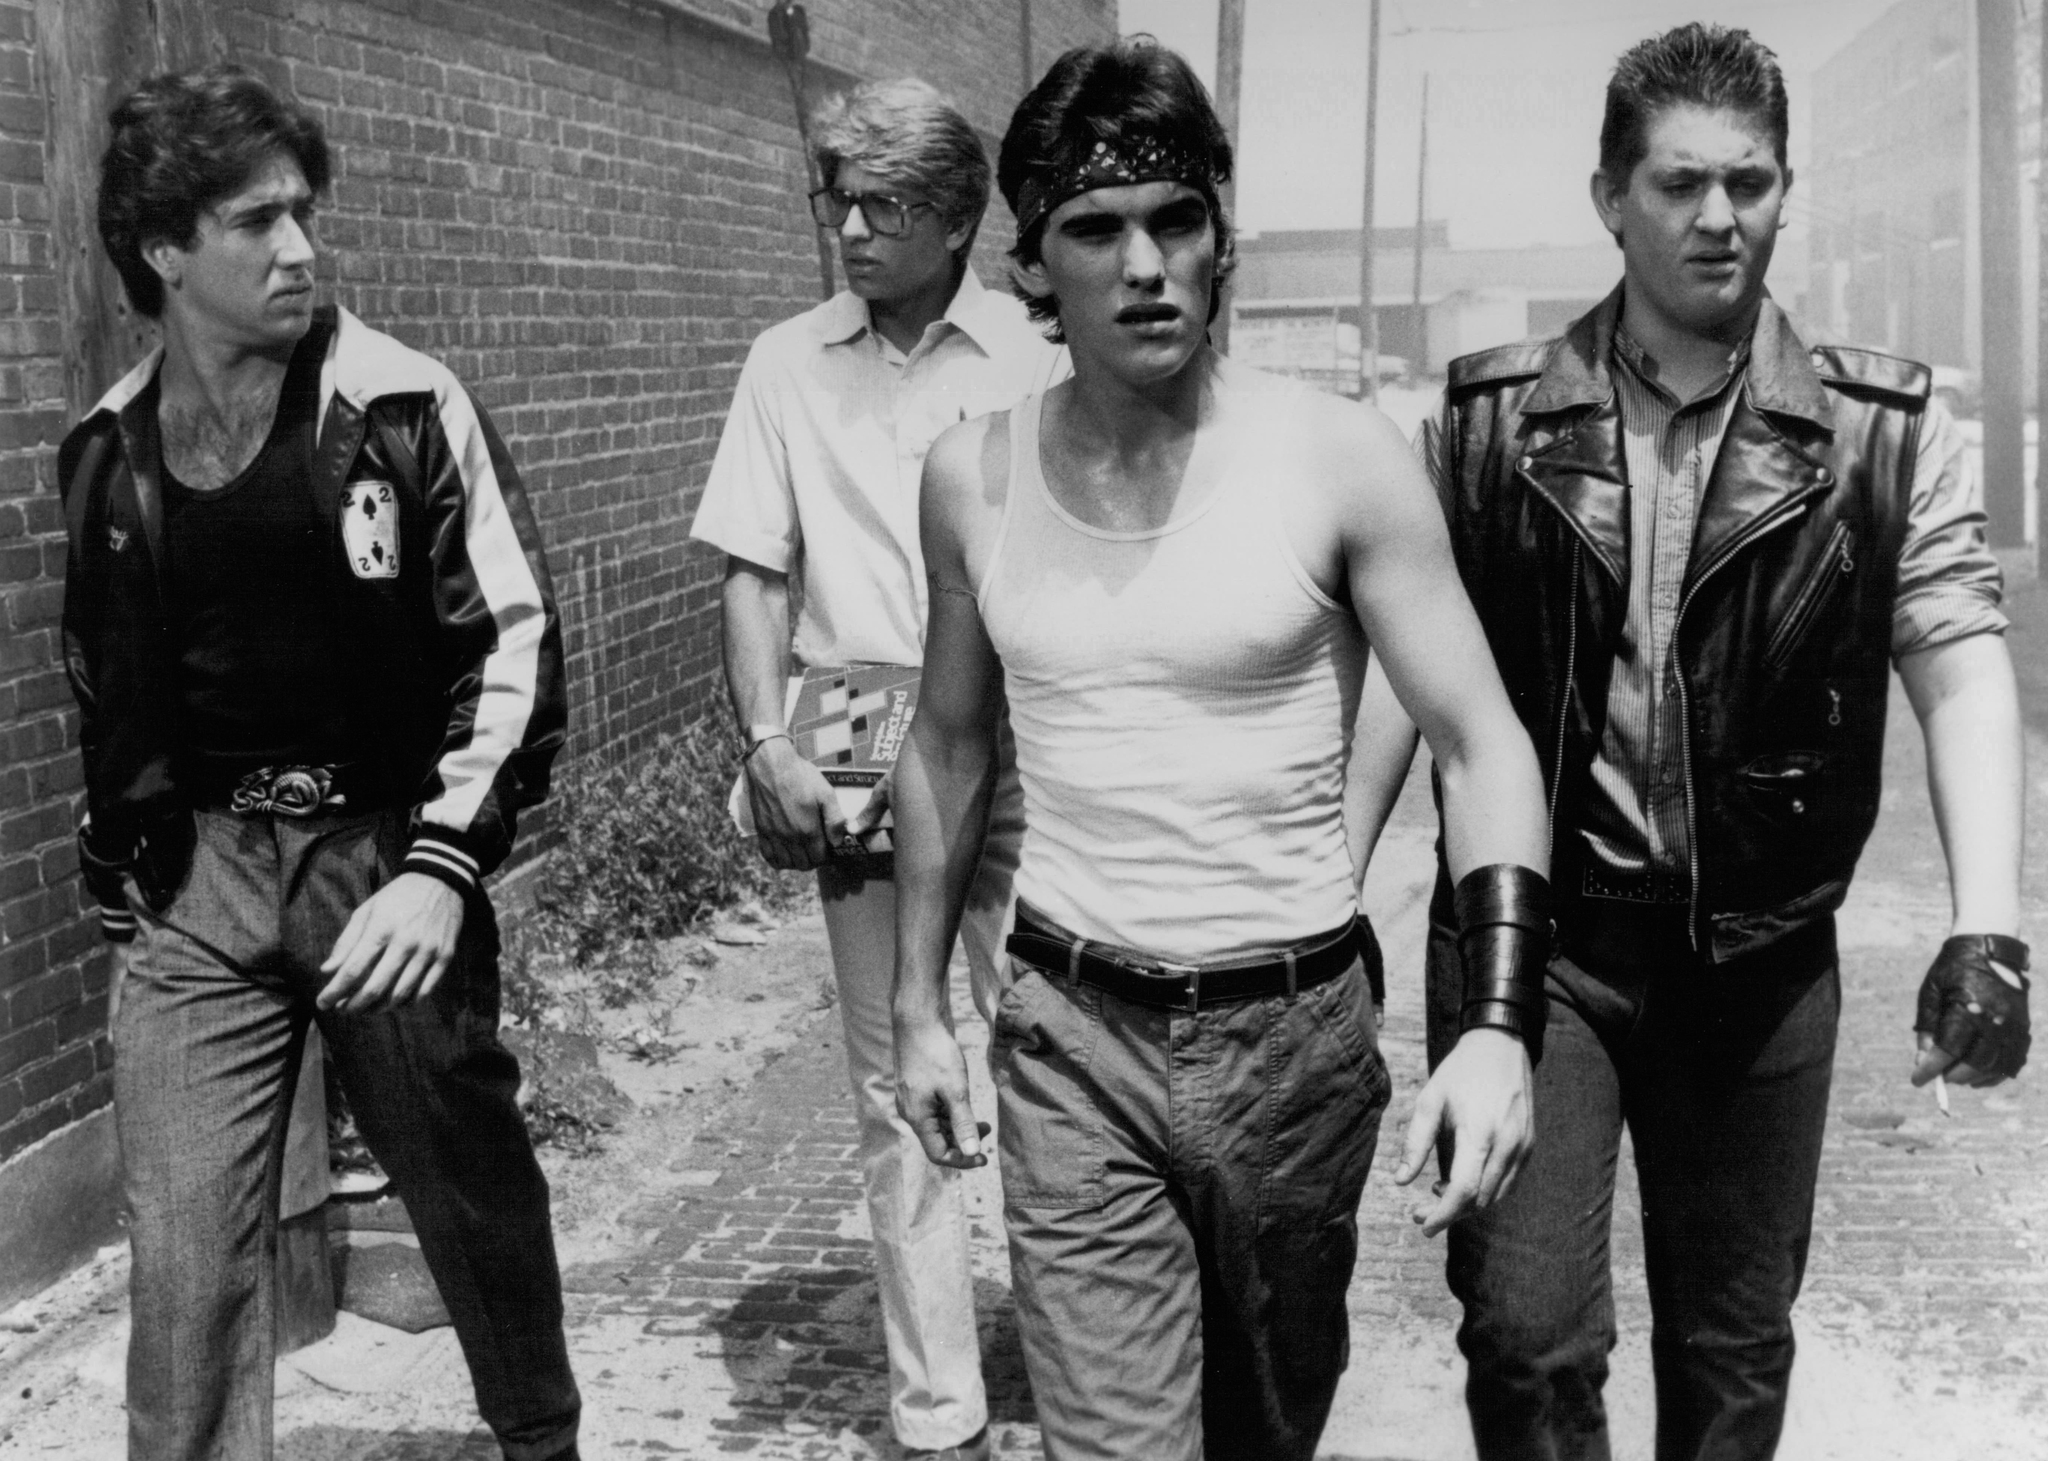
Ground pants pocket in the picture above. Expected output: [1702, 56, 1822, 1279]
[993, 966, 1106, 1208]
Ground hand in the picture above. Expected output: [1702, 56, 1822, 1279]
[1394, 1027, 1533, 1237]
[893, 1012, 987, 1169]
[845, 766, 893, 844]
[1911, 935, 2030, 1089]
[745, 738, 846, 869]
[318, 873, 465, 1014]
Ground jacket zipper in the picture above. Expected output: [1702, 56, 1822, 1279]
[1672, 493, 1827, 949]
[1762, 522, 1855, 671]
[1547, 539, 1581, 859]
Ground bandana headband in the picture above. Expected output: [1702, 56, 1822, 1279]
[1014, 135, 1217, 240]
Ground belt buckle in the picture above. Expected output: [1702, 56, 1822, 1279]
[229, 765, 346, 818]
[1155, 960, 1201, 1013]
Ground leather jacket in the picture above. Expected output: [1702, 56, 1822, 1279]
[1436, 290, 1927, 963]
[59, 305, 566, 937]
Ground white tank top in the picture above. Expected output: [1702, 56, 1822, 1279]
[975, 389, 1365, 962]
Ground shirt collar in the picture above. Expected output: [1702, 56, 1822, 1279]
[1610, 321, 1750, 408]
[809, 266, 1003, 355]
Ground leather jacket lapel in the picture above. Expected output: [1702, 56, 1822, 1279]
[114, 382, 166, 600]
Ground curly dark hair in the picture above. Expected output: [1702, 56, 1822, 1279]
[1600, 23, 1788, 183]
[998, 37, 1236, 342]
[98, 64, 331, 318]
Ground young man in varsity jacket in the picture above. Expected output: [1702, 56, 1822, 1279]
[1370, 25, 2028, 1461]
[59, 67, 579, 1461]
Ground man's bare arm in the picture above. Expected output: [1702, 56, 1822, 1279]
[1899, 632, 2027, 1088]
[1317, 400, 1551, 1237]
[1345, 652, 1422, 892]
[722, 558, 846, 869]
[893, 418, 1005, 1169]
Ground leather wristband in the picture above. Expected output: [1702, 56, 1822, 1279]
[1454, 863, 1555, 1065]
[1915, 934, 2032, 1080]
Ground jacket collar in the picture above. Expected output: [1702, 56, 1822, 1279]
[1523, 283, 1832, 432]
[809, 266, 1007, 356]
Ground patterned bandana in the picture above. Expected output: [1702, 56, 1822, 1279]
[1014, 135, 1216, 239]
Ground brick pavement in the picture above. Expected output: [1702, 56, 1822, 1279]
[554, 680, 2048, 1460]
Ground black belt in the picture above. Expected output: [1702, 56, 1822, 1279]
[1582, 863, 1689, 905]
[1007, 903, 1364, 1013]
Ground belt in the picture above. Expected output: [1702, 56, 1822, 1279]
[1007, 904, 1363, 1013]
[192, 763, 383, 818]
[1582, 863, 1690, 905]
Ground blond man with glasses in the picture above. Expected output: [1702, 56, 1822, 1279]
[689, 78, 1063, 1461]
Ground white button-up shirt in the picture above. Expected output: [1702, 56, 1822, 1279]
[691, 268, 1065, 668]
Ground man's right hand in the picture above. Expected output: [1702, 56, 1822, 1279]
[893, 1013, 987, 1169]
[1395, 1027, 1534, 1237]
[745, 737, 848, 869]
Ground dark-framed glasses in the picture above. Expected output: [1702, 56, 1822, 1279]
[808, 186, 937, 237]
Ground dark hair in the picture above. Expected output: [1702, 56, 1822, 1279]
[1600, 24, 1788, 183]
[97, 64, 331, 318]
[998, 37, 1236, 340]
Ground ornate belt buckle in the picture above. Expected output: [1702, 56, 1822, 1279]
[229, 765, 346, 818]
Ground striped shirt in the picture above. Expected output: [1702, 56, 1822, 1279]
[1418, 321, 2008, 881]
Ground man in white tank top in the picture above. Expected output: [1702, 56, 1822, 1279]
[890, 40, 1558, 1461]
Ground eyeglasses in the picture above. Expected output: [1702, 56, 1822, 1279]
[808, 186, 938, 238]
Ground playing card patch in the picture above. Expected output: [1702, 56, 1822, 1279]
[341, 480, 399, 579]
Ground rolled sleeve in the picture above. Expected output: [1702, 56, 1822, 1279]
[691, 339, 800, 574]
[1891, 398, 2008, 661]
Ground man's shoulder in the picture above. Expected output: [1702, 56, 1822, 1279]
[1445, 337, 1557, 398]
[325, 306, 464, 410]
[1805, 342, 1932, 408]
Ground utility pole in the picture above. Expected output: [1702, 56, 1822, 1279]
[1357, 0, 1381, 401]
[2037, 0, 2048, 566]
[769, 0, 836, 302]
[1019, 0, 1034, 97]
[1213, 0, 1246, 353]
[1411, 73, 1429, 376]
[1978, 0, 2024, 548]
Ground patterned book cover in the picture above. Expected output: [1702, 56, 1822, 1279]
[787, 665, 922, 846]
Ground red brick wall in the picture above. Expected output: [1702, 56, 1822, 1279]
[0, 0, 1115, 1174]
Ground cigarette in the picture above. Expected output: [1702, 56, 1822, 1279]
[1933, 1073, 1952, 1118]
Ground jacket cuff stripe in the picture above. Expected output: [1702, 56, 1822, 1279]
[404, 841, 480, 892]
[100, 908, 137, 942]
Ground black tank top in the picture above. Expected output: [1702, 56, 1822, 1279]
[160, 353, 354, 775]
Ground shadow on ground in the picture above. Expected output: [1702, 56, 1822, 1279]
[706, 1271, 1036, 1440]
[277, 1426, 494, 1461]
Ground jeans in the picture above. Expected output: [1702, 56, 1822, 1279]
[993, 952, 1390, 1460]
[1424, 905, 1839, 1461]
[116, 808, 580, 1461]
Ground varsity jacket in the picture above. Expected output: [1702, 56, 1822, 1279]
[60, 305, 567, 939]
[1435, 290, 1925, 963]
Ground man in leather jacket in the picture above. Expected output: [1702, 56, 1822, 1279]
[1369, 24, 2028, 1461]
[60, 67, 580, 1460]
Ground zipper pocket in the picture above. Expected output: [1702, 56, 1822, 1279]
[1764, 523, 1855, 671]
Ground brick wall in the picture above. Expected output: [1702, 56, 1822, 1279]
[0, 0, 104, 1173]
[0, 0, 1116, 1226]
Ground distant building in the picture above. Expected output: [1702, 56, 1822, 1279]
[1229, 224, 1619, 386]
[1805, 0, 2039, 388]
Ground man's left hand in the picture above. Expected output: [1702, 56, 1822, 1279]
[1911, 935, 2030, 1088]
[318, 872, 466, 1014]
[1395, 1027, 1533, 1237]
[843, 765, 893, 848]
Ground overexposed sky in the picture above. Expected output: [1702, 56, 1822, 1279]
[1119, 0, 1899, 246]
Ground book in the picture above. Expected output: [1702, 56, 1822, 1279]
[727, 664, 920, 853]
[787, 665, 920, 850]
